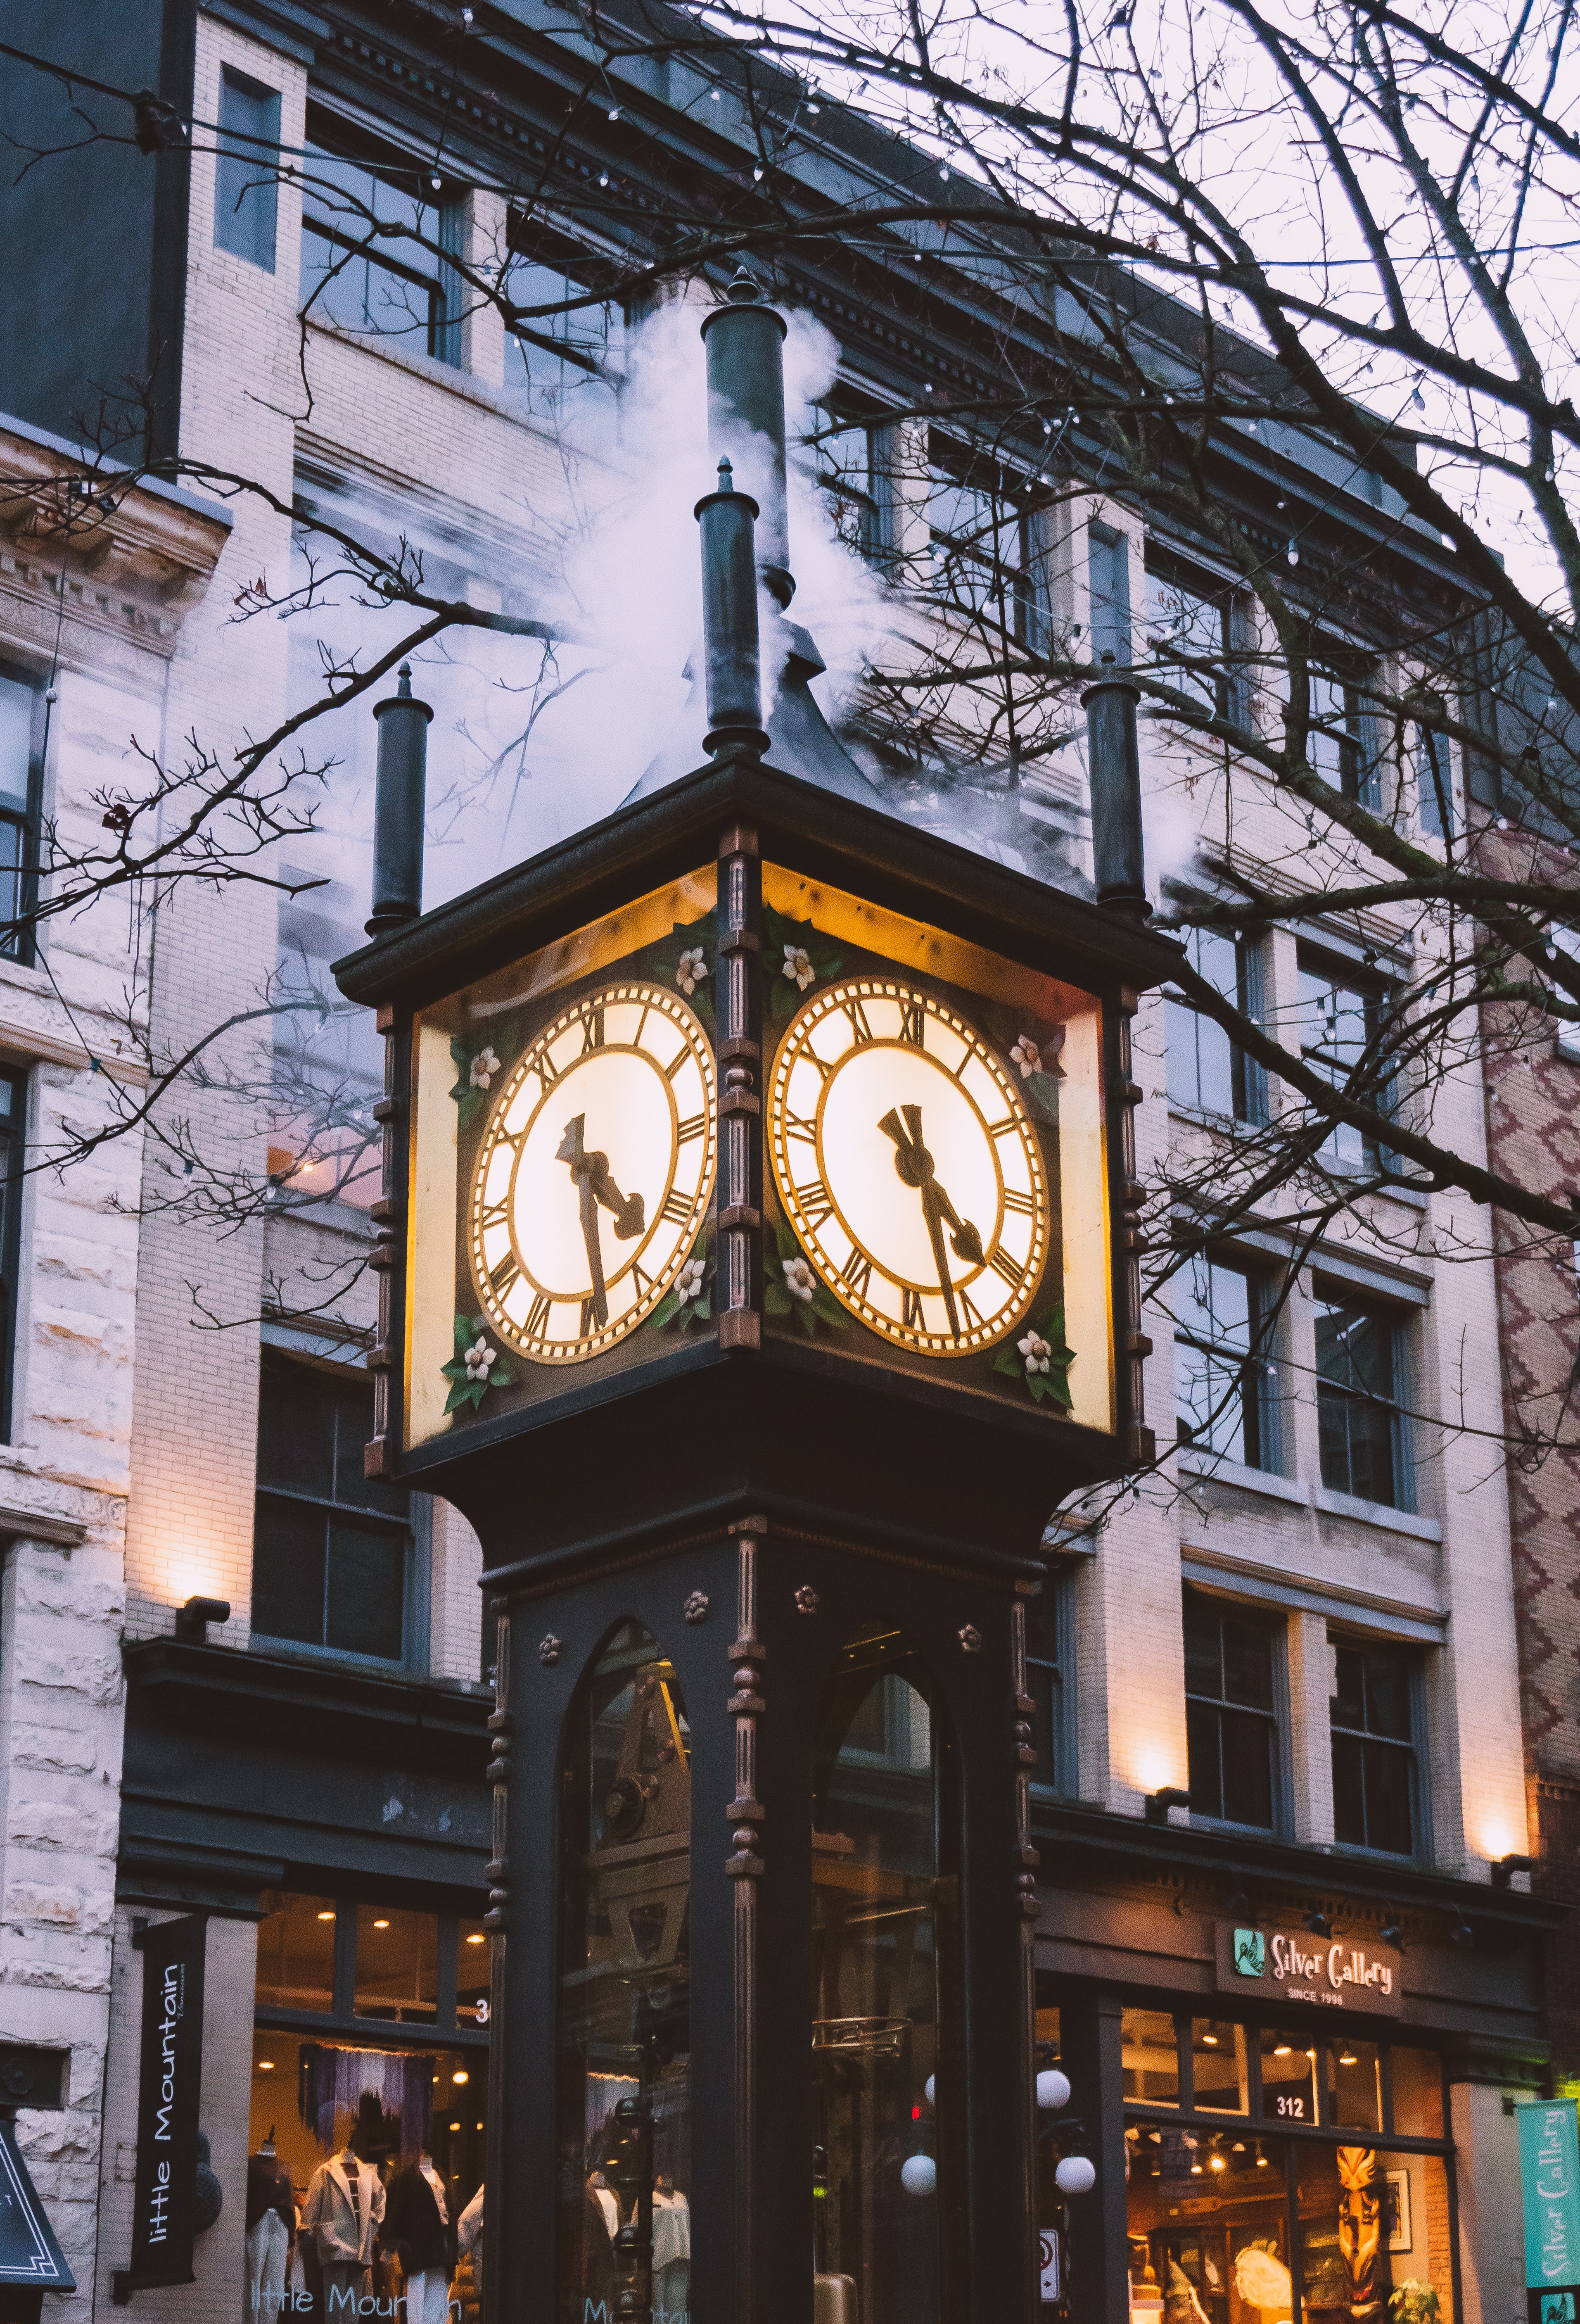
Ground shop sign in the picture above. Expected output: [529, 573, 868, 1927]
[0, 2118, 73, 2290]
[125, 1915, 208, 2290]
[1214, 1923, 1402, 2016]
[1519, 2100, 1580, 2293]
[1039, 2227, 1060, 2302]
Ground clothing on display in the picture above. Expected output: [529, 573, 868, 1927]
[245, 2212, 291, 2318]
[247, 2141, 296, 2236]
[301, 2150, 387, 2267]
[653, 2181, 691, 2324]
[384, 2158, 455, 2277]
[457, 2183, 484, 2309]
[589, 2176, 620, 2238]
[402, 2269, 450, 2324]
[320, 2259, 370, 2318]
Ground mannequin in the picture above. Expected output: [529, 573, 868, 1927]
[587, 2170, 620, 2241]
[384, 2147, 455, 2324]
[651, 2175, 690, 2324]
[302, 2139, 385, 2318]
[245, 2130, 295, 2319]
[455, 2183, 484, 2320]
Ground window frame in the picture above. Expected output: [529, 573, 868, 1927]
[1327, 1629, 1428, 1863]
[1300, 658, 1382, 808]
[502, 224, 623, 424]
[0, 1065, 27, 1446]
[1415, 720, 1457, 841]
[1172, 1249, 1281, 1474]
[929, 437, 1042, 645]
[1181, 1586, 1289, 1835]
[299, 113, 460, 365]
[252, 1889, 489, 2048]
[1166, 922, 1267, 1125]
[214, 64, 281, 272]
[1026, 1562, 1077, 1801]
[0, 658, 45, 970]
[1313, 1282, 1412, 1512]
[1296, 943, 1399, 1176]
[250, 1346, 424, 1672]
[1143, 557, 1244, 722]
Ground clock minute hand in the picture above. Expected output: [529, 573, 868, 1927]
[878, 1104, 974, 1337]
[556, 1114, 609, 1328]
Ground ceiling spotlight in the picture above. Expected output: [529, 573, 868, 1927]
[1338, 2050, 1357, 2066]
[317, 1911, 335, 1922]
[1190, 2162, 1203, 2176]
[453, 2070, 470, 2085]
[1273, 2044, 1292, 2058]
[373, 1918, 389, 1930]
[1209, 2154, 1226, 2172]
[258, 2060, 276, 2072]
[1201, 2034, 1219, 2047]
[1256, 2150, 1269, 2168]
[465, 1933, 486, 1945]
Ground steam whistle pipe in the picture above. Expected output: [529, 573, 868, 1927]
[1082, 654, 1150, 920]
[695, 460, 770, 757]
[366, 662, 432, 937]
[700, 270, 792, 606]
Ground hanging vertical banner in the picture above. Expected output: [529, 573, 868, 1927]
[125, 1915, 207, 2290]
[1519, 2099, 1580, 2302]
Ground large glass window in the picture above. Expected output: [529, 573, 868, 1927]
[0, 1065, 26, 1445]
[1145, 569, 1231, 715]
[930, 452, 1039, 643]
[1297, 952, 1393, 1175]
[354, 1907, 439, 2024]
[1416, 724, 1456, 840]
[558, 1625, 693, 2324]
[251, 1351, 413, 1664]
[1315, 1295, 1406, 1508]
[215, 66, 280, 270]
[1330, 1636, 1419, 1857]
[1174, 1254, 1274, 1471]
[813, 1624, 962, 2324]
[1295, 2142, 1455, 2324]
[301, 132, 454, 361]
[1026, 1570, 1072, 1795]
[272, 880, 384, 1210]
[1303, 668, 1380, 806]
[1183, 1592, 1281, 1830]
[255, 1892, 337, 2014]
[503, 250, 619, 438]
[0, 668, 41, 965]
[1122, 2010, 1181, 2107]
[1167, 928, 1257, 1121]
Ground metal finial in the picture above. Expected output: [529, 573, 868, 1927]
[396, 661, 413, 696]
[726, 267, 761, 304]
[717, 457, 734, 491]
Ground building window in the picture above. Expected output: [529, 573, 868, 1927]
[817, 413, 885, 566]
[0, 666, 42, 965]
[930, 448, 1041, 644]
[1026, 1567, 1073, 1795]
[1144, 566, 1235, 718]
[1166, 926, 1261, 1121]
[271, 874, 383, 1209]
[503, 245, 620, 437]
[0, 1066, 25, 1445]
[301, 128, 456, 363]
[1303, 667, 1380, 806]
[1297, 950, 1393, 1174]
[214, 66, 280, 271]
[1330, 1635, 1419, 1856]
[1315, 1291, 1407, 1509]
[1416, 724, 1456, 840]
[1174, 1252, 1276, 1470]
[251, 1350, 413, 1664]
[1089, 522, 1131, 662]
[1183, 1590, 1281, 1830]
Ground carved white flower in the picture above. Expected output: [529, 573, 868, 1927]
[675, 1256, 706, 1302]
[783, 944, 814, 991]
[1009, 1036, 1040, 1079]
[470, 1046, 501, 1090]
[676, 946, 708, 997]
[464, 1335, 497, 1380]
[1018, 1331, 1052, 1375]
[782, 1256, 816, 1303]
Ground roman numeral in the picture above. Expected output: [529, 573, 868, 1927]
[842, 996, 875, 1045]
[989, 1245, 1026, 1290]
[480, 1198, 509, 1233]
[839, 1249, 873, 1301]
[1003, 1187, 1036, 1217]
[631, 1261, 652, 1298]
[899, 998, 925, 1046]
[580, 1297, 598, 1335]
[664, 1046, 690, 1081]
[795, 1178, 834, 1229]
[957, 1285, 985, 1331]
[525, 1293, 551, 1339]
[986, 1116, 1018, 1138]
[902, 1288, 924, 1329]
[489, 1251, 520, 1297]
[537, 1049, 560, 1087]
[677, 1113, 706, 1145]
[581, 1009, 605, 1054]
[661, 1189, 693, 1226]
[785, 1111, 817, 1145]
[801, 1049, 831, 1082]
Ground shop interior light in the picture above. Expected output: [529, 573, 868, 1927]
[1305, 2049, 1316, 2059]
[1190, 2163, 1203, 2176]
[1231, 2143, 1245, 2153]
[373, 1918, 390, 1929]
[317, 1911, 335, 1922]
[1256, 2151, 1269, 2168]
[258, 2060, 276, 2072]
[1338, 2050, 1358, 2066]
[1209, 2154, 1226, 2172]
[453, 2070, 469, 2085]
[1273, 2044, 1291, 2057]
[450, 2120, 460, 2132]
[466, 1933, 486, 1944]
[1201, 2033, 1218, 2046]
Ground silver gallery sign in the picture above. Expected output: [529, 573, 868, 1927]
[1215, 1922, 1403, 2016]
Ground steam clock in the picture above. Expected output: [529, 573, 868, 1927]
[336, 280, 1180, 2324]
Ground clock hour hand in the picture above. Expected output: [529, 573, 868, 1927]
[878, 1105, 985, 1335]
[557, 1114, 612, 1327]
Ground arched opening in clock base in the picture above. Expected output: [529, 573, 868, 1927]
[812, 1623, 963, 2324]
[556, 1622, 692, 2324]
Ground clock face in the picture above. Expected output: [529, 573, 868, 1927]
[468, 981, 716, 1364]
[768, 977, 1049, 1357]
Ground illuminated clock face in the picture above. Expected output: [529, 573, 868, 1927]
[468, 981, 716, 1364]
[768, 977, 1049, 1356]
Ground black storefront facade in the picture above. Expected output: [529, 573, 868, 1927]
[112, 1637, 493, 2321]
[1029, 1801, 1559, 2324]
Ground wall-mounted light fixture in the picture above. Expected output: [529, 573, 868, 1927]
[1379, 1913, 1405, 1951]
[174, 1594, 231, 1644]
[1492, 1852, 1537, 1891]
[1303, 1910, 1333, 1938]
[1144, 1787, 1191, 1827]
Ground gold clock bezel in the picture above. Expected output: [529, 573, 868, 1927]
[768, 975, 1049, 1357]
[467, 979, 717, 1365]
